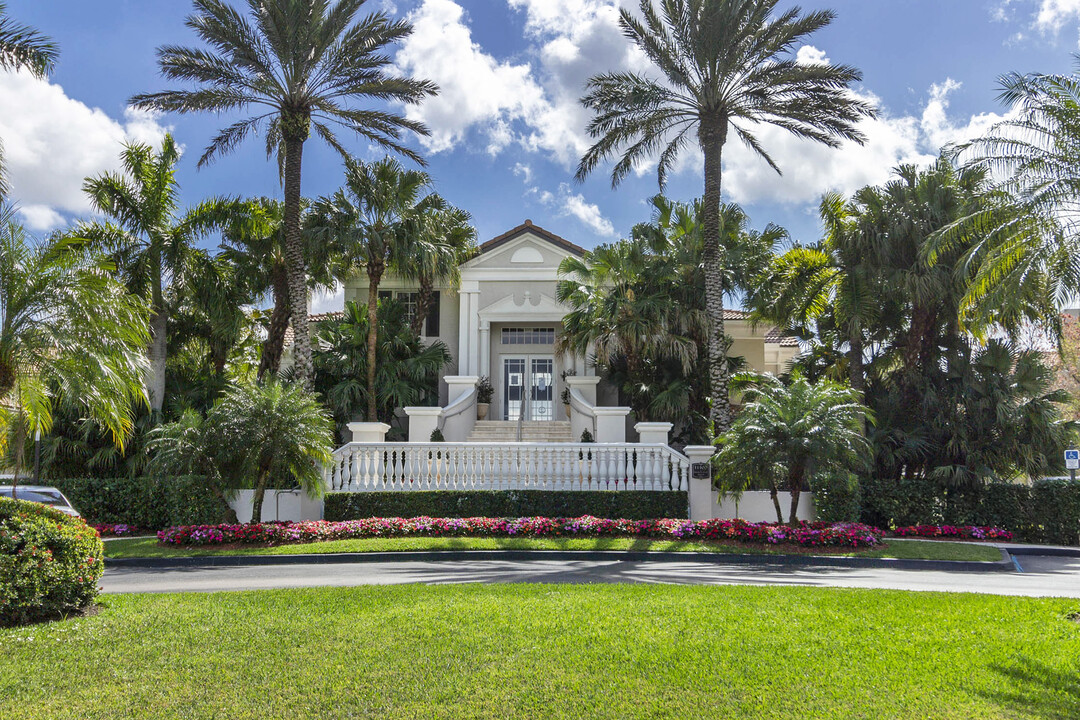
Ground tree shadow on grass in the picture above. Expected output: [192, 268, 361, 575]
[977, 656, 1080, 720]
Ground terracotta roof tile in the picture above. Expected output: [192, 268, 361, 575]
[283, 311, 345, 347]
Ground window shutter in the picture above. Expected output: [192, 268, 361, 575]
[425, 291, 440, 336]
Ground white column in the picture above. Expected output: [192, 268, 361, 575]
[465, 291, 480, 375]
[479, 321, 491, 380]
[404, 407, 442, 442]
[347, 422, 390, 443]
[635, 422, 673, 445]
[594, 407, 631, 443]
[684, 445, 717, 521]
[457, 290, 469, 374]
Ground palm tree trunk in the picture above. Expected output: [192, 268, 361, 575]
[147, 258, 167, 417]
[769, 484, 784, 524]
[848, 334, 865, 393]
[258, 265, 290, 380]
[700, 117, 731, 436]
[283, 135, 311, 388]
[412, 275, 433, 336]
[250, 470, 269, 524]
[788, 465, 805, 525]
[147, 309, 167, 417]
[366, 266, 383, 422]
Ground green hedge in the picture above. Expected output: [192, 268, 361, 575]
[50, 476, 232, 529]
[811, 472, 862, 523]
[858, 476, 1080, 545]
[0, 498, 104, 626]
[325, 490, 688, 521]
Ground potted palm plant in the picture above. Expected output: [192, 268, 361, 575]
[476, 376, 493, 420]
[560, 369, 576, 417]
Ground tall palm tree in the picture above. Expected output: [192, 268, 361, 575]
[716, 371, 870, 523]
[130, 0, 438, 388]
[0, 204, 149, 483]
[309, 156, 451, 421]
[77, 135, 225, 417]
[947, 60, 1080, 323]
[0, 3, 58, 195]
[575, 0, 873, 434]
[410, 205, 476, 337]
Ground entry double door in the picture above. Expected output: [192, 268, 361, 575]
[503, 356, 554, 421]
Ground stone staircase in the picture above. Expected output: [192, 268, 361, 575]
[467, 420, 574, 443]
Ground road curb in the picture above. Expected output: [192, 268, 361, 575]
[1004, 546, 1080, 558]
[105, 547, 1017, 573]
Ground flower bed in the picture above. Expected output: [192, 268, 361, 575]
[90, 523, 145, 537]
[892, 525, 1013, 541]
[158, 516, 884, 550]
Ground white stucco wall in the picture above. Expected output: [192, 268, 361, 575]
[229, 490, 324, 523]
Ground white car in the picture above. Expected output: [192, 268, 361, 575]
[0, 485, 82, 517]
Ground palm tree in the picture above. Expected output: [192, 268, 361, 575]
[410, 205, 476, 337]
[716, 371, 870, 523]
[0, 204, 149, 485]
[309, 156, 451, 421]
[313, 299, 451, 433]
[0, 3, 58, 195]
[575, 0, 873, 434]
[948, 60, 1080, 324]
[77, 134, 226, 417]
[216, 197, 334, 379]
[750, 191, 884, 393]
[130, 0, 438, 388]
[150, 380, 334, 523]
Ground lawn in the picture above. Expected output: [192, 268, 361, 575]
[2, 584, 1078, 719]
[102, 535, 1004, 561]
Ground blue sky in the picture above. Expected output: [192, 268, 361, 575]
[2, 0, 1079, 310]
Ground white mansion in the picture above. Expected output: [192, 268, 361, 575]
[318, 219, 799, 444]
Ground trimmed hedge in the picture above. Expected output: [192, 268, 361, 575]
[859, 476, 1080, 545]
[811, 472, 861, 523]
[50, 476, 231, 529]
[0, 498, 104, 627]
[325, 490, 688, 522]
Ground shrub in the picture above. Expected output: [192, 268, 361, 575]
[158, 516, 884, 550]
[857, 477, 1080, 545]
[0, 498, 104, 627]
[812, 472, 861, 523]
[324, 490, 687, 521]
[892, 525, 1013, 541]
[50, 476, 231, 529]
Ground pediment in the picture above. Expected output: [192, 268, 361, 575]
[478, 291, 568, 322]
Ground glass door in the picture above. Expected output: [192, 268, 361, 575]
[502, 356, 555, 421]
[529, 358, 554, 421]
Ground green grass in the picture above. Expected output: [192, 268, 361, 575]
[2, 584, 1078, 719]
[102, 535, 1004, 562]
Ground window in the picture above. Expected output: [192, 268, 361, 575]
[378, 291, 440, 336]
[501, 327, 556, 345]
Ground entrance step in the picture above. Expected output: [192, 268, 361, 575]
[467, 420, 574, 444]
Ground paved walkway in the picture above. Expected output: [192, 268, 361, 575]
[100, 552, 1080, 597]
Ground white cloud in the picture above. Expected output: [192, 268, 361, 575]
[394, 0, 551, 155]
[512, 162, 533, 184]
[17, 204, 65, 232]
[1033, 0, 1080, 34]
[396, 3, 1019, 209]
[0, 69, 169, 231]
[310, 282, 345, 314]
[533, 181, 615, 236]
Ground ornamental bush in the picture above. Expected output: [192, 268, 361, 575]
[324, 490, 687, 521]
[158, 516, 884, 550]
[0, 497, 104, 627]
[50, 475, 231, 529]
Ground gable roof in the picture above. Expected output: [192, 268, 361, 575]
[479, 219, 586, 257]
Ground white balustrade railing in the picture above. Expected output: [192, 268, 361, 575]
[325, 442, 690, 493]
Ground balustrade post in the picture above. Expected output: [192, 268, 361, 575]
[684, 445, 717, 520]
